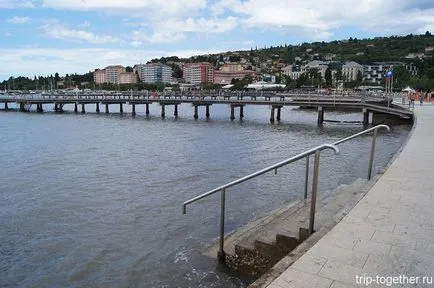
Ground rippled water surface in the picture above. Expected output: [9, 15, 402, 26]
[0, 103, 410, 287]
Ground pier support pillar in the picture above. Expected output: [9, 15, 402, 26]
[161, 104, 165, 118]
[317, 107, 324, 125]
[230, 106, 235, 120]
[146, 103, 150, 115]
[194, 105, 198, 119]
[59, 104, 63, 112]
[240, 106, 244, 119]
[277, 107, 281, 122]
[37, 104, 44, 113]
[19, 102, 25, 112]
[74, 103, 78, 113]
[363, 108, 369, 126]
[206, 105, 210, 119]
[270, 107, 275, 123]
[81, 104, 85, 113]
[120, 103, 123, 114]
[96, 103, 100, 113]
[54, 103, 58, 112]
[174, 104, 178, 117]
[105, 104, 109, 114]
[4, 102, 8, 110]
[132, 104, 136, 116]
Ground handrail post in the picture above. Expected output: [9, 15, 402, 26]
[304, 155, 309, 199]
[368, 129, 378, 180]
[309, 150, 321, 235]
[218, 188, 226, 263]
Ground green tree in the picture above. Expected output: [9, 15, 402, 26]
[356, 70, 363, 83]
[393, 65, 412, 88]
[296, 73, 310, 88]
[335, 69, 343, 81]
[170, 63, 183, 78]
[325, 68, 332, 87]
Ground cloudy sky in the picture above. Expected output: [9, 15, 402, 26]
[0, 0, 433, 80]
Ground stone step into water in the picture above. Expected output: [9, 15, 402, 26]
[203, 178, 369, 278]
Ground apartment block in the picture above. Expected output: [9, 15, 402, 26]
[183, 62, 214, 84]
[106, 65, 126, 84]
[94, 69, 106, 84]
[363, 64, 391, 84]
[139, 63, 172, 84]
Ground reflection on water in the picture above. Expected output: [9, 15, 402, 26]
[0, 104, 410, 287]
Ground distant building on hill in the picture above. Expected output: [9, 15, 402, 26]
[213, 70, 257, 84]
[221, 63, 243, 72]
[342, 61, 363, 82]
[363, 63, 392, 85]
[302, 60, 329, 78]
[281, 65, 302, 80]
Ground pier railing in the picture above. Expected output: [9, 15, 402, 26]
[1, 90, 390, 102]
[182, 124, 390, 261]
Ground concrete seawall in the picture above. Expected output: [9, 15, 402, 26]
[254, 105, 433, 287]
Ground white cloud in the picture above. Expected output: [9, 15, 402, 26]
[161, 17, 238, 34]
[41, 0, 206, 19]
[0, 48, 225, 80]
[42, 24, 121, 44]
[6, 16, 31, 24]
[79, 20, 91, 28]
[211, 0, 434, 40]
[0, 0, 34, 8]
[131, 16, 238, 44]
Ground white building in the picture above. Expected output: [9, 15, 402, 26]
[302, 60, 329, 78]
[363, 64, 390, 85]
[281, 65, 302, 80]
[342, 61, 363, 82]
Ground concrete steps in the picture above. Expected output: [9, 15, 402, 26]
[204, 178, 368, 278]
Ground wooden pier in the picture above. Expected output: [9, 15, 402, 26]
[0, 91, 413, 125]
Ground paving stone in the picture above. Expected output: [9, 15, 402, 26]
[269, 269, 333, 288]
[352, 239, 391, 257]
[307, 244, 369, 269]
[318, 260, 362, 285]
[330, 281, 356, 288]
[290, 254, 327, 274]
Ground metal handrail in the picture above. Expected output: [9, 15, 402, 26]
[183, 143, 339, 261]
[183, 124, 391, 262]
[302, 124, 390, 203]
[334, 124, 390, 179]
[182, 143, 339, 212]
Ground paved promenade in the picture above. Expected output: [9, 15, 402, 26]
[266, 105, 434, 288]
